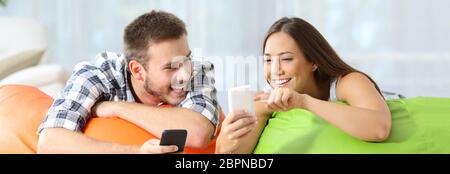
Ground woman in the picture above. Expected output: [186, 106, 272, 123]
[216, 17, 392, 154]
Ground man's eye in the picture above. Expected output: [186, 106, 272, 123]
[282, 58, 293, 61]
[264, 59, 272, 63]
[165, 66, 176, 71]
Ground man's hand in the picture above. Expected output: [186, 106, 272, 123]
[140, 139, 180, 154]
[92, 101, 118, 118]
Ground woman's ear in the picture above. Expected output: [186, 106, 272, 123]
[129, 60, 145, 81]
[312, 64, 318, 72]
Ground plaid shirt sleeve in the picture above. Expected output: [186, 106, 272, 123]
[178, 61, 220, 137]
[37, 62, 108, 134]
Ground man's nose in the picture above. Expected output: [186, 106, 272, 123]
[175, 67, 191, 84]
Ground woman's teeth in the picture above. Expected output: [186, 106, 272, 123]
[272, 79, 291, 85]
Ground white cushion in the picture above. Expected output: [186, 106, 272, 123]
[0, 49, 46, 79]
[0, 17, 48, 79]
[0, 64, 69, 87]
[39, 83, 67, 98]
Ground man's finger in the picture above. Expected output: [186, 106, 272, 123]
[143, 144, 178, 154]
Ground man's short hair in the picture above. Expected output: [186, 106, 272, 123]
[124, 10, 187, 69]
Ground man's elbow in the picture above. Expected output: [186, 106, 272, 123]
[37, 129, 54, 154]
[186, 131, 212, 149]
[37, 128, 75, 154]
[186, 123, 214, 149]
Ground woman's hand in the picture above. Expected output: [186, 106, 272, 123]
[216, 110, 257, 154]
[254, 88, 307, 112]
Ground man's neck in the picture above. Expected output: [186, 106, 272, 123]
[128, 72, 162, 106]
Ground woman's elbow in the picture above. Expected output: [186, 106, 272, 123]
[366, 121, 391, 142]
[373, 127, 390, 142]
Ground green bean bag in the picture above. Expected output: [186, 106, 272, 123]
[253, 97, 450, 154]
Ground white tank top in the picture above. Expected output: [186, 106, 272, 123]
[328, 77, 405, 101]
[329, 78, 338, 101]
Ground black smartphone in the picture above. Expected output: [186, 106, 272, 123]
[159, 129, 187, 153]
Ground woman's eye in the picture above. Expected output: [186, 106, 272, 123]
[264, 59, 272, 63]
[281, 57, 293, 61]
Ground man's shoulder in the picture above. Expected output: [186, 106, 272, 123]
[189, 60, 216, 89]
[193, 60, 214, 72]
[73, 52, 126, 75]
[68, 52, 128, 90]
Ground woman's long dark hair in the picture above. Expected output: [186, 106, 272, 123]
[263, 17, 382, 94]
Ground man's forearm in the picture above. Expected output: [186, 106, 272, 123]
[38, 128, 140, 154]
[106, 102, 214, 149]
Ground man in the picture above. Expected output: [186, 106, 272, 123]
[37, 10, 219, 154]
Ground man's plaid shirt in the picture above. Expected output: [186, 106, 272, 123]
[38, 52, 220, 136]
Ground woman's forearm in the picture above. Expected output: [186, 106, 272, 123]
[216, 102, 271, 154]
[216, 115, 269, 154]
[303, 95, 391, 142]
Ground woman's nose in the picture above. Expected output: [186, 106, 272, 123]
[270, 58, 284, 78]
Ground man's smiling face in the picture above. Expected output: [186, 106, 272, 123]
[140, 34, 192, 105]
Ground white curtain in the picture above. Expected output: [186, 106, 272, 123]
[1, 0, 449, 112]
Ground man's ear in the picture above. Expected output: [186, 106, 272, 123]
[129, 60, 146, 81]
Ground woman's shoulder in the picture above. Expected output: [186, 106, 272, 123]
[335, 72, 379, 101]
[339, 72, 370, 84]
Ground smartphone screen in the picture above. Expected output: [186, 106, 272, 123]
[159, 129, 187, 153]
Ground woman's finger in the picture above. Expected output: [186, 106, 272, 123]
[267, 90, 276, 104]
[266, 102, 276, 111]
[266, 91, 282, 111]
[226, 116, 256, 132]
[281, 89, 291, 108]
[229, 122, 256, 139]
[254, 92, 269, 102]
[274, 89, 287, 110]
[224, 110, 249, 124]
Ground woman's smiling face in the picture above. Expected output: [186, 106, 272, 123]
[263, 31, 317, 93]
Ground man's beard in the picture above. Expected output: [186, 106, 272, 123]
[143, 77, 185, 105]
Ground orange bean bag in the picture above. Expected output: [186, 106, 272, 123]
[0, 85, 53, 153]
[0, 85, 223, 154]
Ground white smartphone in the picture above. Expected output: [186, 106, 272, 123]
[228, 85, 257, 117]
